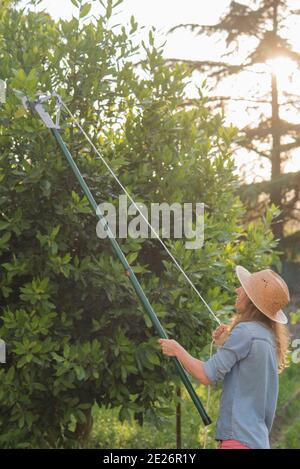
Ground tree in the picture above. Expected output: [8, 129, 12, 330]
[0, 0, 279, 448]
[168, 0, 300, 246]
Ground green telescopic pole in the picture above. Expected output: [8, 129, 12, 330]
[51, 128, 211, 426]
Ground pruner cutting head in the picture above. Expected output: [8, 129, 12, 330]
[13, 89, 62, 130]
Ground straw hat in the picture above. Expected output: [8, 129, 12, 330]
[235, 265, 290, 324]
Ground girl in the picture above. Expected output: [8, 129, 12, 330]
[159, 265, 290, 449]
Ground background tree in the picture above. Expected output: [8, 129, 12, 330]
[0, 0, 280, 448]
[168, 0, 300, 252]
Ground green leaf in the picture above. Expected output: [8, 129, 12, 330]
[12, 88, 26, 99]
[6, 367, 15, 383]
[17, 356, 28, 369]
[119, 406, 130, 422]
[146, 351, 160, 366]
[0, 232, 11, 249]
[106, 1, 112, 18]
[75, 365, 86, 381]
[80, 3, 92, 18]
[0, 221, 10, 231]
[127, 251, 138, 264]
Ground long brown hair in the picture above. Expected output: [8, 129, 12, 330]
[229, 300, 290, 372]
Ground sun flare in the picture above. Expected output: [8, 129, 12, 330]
[266, 56, 298, 85]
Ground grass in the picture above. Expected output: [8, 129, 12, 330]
[270, 361, 300, 449]
[86, 384, 221, 449]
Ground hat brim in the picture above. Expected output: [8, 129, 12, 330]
[235, 265, 288, 325]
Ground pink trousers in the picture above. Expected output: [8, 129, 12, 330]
[219, 439, 250, 449]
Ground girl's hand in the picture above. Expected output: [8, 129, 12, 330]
[212, 324, 229, 346]
[158, 339, 181, 357]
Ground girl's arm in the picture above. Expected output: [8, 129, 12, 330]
[158, 339, 211, 386]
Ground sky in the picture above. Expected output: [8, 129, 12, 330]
[20, 0, 300, 180]
[22, 0, 229, 61]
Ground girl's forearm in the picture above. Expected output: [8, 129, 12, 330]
[176, 345, 210, 385]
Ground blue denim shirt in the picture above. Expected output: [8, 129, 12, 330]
[203, 321, 278, 449]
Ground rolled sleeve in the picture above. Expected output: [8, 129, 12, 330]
[203, 323, 252, 382]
